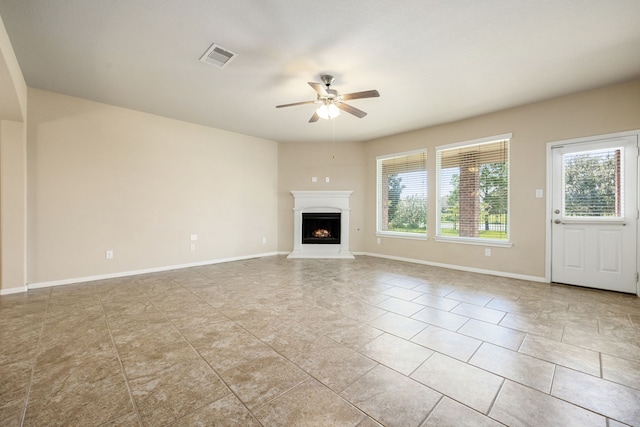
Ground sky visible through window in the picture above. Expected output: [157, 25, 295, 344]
[396, 169, 457, 198]
[396, 171, 427, 198]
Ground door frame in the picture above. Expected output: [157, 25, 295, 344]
[545, 129, 640, 296]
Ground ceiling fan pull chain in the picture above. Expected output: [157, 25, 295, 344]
[332, 117, 336, 160]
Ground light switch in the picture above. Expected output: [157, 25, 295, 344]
[312, 176, 318, 183]
[325, 177, 330, 183]
[190, 234, 198, 241]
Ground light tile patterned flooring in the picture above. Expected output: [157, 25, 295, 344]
[1, 256, 640, 426]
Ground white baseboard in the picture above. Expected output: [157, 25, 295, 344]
[7, 250, 546, 295]
[25, 251, 280, 292]
[360, 252, 547, 283]
[0, 285, 29, 295]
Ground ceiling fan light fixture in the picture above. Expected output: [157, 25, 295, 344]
[316, 103, 340, 120]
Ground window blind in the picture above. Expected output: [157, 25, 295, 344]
[377, 150, 427, 235]
[437, 139, 509, 240]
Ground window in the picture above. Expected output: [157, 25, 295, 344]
[377, 150, 427, 237]
[436, 134, 510, 242]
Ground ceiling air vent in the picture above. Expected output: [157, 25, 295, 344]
[199, 43, 237, 69]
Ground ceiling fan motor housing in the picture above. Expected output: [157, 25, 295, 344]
[321, 74, 335, 87]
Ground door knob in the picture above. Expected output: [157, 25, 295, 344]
[554, 219, 561, 224]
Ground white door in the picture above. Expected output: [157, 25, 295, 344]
[551, 135, 638, 293]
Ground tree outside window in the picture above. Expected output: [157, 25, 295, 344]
[563, 149, 622, 217]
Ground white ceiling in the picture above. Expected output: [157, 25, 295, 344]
[1, 0, 639, 143]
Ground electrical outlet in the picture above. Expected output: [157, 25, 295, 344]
[105, 250, 113, 259]
[536, 189, 543, 198]
[484, 248, 491, 256]
[262, 237, 267, 244]
[190, 243, 196, 251]
[312, 176, 318, 183]
[377, 238, 381, 244]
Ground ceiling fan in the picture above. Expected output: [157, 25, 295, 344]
[276, 75, 380, 123]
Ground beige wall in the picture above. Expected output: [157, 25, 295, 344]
[363, 79, 640, 279]
[277, 140, 366, 253]
[27, 89, 279, 284]
[0, 120, 27, 292]
[0, 13, 27, 293]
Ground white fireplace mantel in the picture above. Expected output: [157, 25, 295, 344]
[287, 191, 354, 259]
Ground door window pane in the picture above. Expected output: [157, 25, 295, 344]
[562, 148, 623, 217]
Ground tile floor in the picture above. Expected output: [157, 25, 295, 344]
[1, 256, 640, 426]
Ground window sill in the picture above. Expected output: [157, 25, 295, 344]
[377, 232, 428, 241]
[434, 236, 513, 248]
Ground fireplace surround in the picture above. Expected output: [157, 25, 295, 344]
[288, 191, 354, 259]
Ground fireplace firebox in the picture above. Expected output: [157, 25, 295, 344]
[302, 213, 341, 244]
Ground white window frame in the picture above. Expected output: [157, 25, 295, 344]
[435, 133, 513, 247]
[376, 149, 428, 239]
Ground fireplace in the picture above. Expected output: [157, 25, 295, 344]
[288, 191, 354, 259]
[302, 213, 341, 244]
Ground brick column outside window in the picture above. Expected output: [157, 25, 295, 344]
[459, 153, 479, 238]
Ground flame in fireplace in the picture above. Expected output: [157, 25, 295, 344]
[313, 229, 331, 238]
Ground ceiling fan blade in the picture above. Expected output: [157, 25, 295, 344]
[337, 102, 367, 118]
[340, 90, 380, 101]
[309, 112, 320, 123]
[308, 82, 329, 97]
[276, 100, 317, 108]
